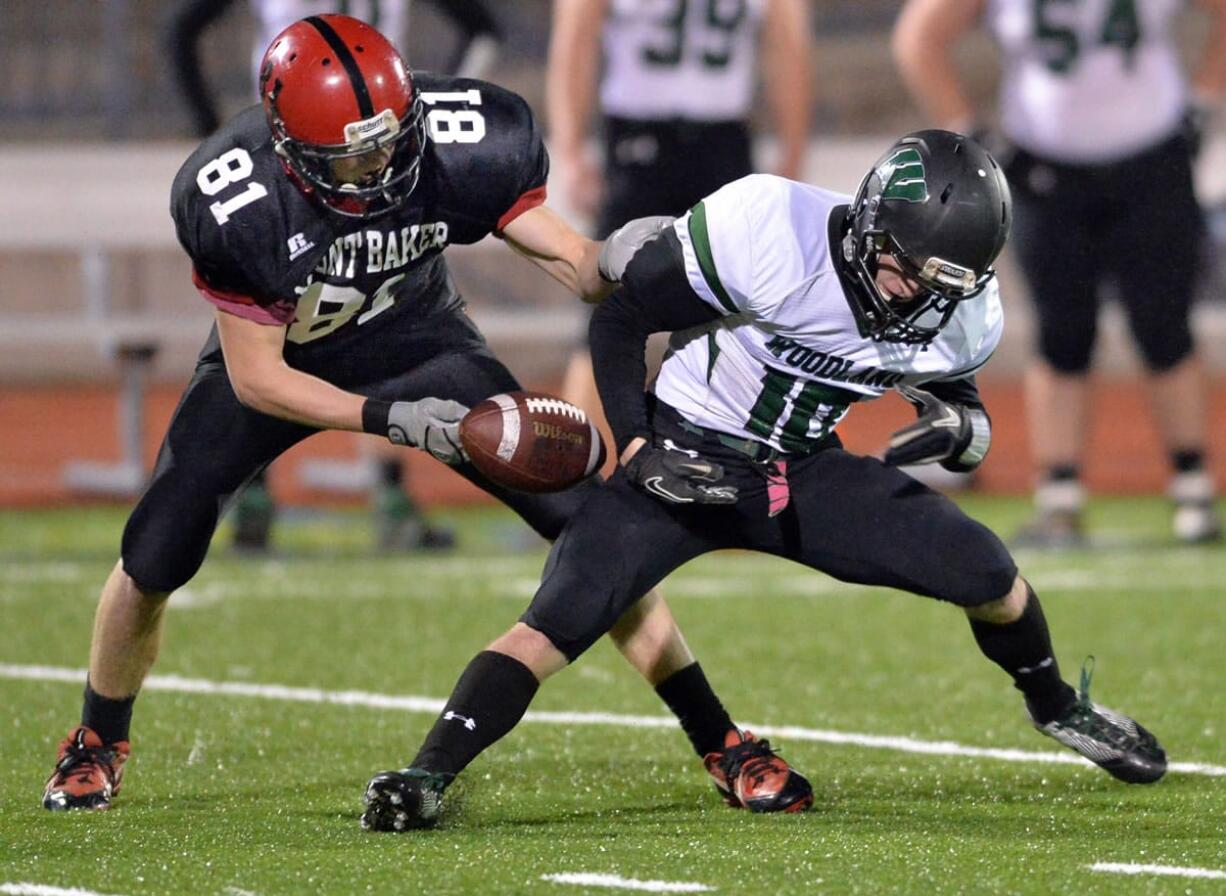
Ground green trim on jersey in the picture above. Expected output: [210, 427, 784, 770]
[706, 331, 721, 383]
[747, 368, 856, 453]
[688, 202, 738, 314]
[746, 369, 793, 442]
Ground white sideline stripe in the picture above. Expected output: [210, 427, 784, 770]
[1089, 862, 1226, 880]
[541, 873, 714, 893]
[4, 663, 1225, 778]
[1, 884, 126, 896]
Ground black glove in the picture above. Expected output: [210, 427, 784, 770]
[624, 442, 738, 505]
[884, 386, 991, 473]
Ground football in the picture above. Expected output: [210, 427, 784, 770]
[459, 391, 607, 493]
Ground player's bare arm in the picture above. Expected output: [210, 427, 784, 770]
[214, 308, 368, 430]
[215, 309, 467, 464]
[1192, 0, 1226, 104]
[760, 0, 815, 180]
[500, 204, 611, 302]
[546, 0, 608, 217]
[892, 0, 984, 131]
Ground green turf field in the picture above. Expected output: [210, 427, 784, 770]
[2, 497, 1224, 895]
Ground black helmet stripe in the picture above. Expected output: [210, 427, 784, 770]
[305, 15, 375, 119]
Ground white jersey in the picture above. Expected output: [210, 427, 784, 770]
[660, 175, 1003, 453]
[250, 0, 409, 83]
[600, 0, 765, 121]
[986, 0, 1187, 163]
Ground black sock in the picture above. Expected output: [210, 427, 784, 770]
[968, 584, 1076, 724]
[378, 458, 404, 488]
[1171, 449, 1205, 475]
[411, 651, 540, 779]
[82, 681, 136, 745]
[1045, 464, 1080, 484]
[655, 663, 734, 757]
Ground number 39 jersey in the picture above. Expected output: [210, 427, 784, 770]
[658, 175, 1003, 454]
[170, 73, 548, 373]
[600, 0, 765, 121]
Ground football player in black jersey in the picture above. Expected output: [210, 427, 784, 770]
[41, 14, 810, 817]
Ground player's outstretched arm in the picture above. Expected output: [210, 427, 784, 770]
[215, 309, 368, 430]
[501, 205, 612, 302]
[214, 310, 467, 463]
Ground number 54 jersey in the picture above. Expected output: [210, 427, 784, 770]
[658, 174, 1004, 455]
[169, 74, 548, 380]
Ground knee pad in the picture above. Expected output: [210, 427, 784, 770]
[1037, 318, 1096, 374]
[120, 486, 218, 594]
[939, 521, 1019, 608]
[519, 570, 616, 662]
[520, 518, 638, 661]
[1134, 320, 1194, 373]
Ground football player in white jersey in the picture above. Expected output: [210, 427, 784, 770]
[361, 131, 1167, 832]
[548, 0, 815, 478]
[893, 0, 1226, 547]
[548, 0, 813, 235]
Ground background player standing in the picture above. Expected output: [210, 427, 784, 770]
[548, 0, 815, 450]
[41, 15, 810, 815]
[893, 0, 1226, 547]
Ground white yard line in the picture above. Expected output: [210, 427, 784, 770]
[5, 559, 1226, 601]
[0, 884, 127, 896]
[1089, 862, 1226, 880]
[3, 663, 1225, 777]
[541, 873, 714, 893]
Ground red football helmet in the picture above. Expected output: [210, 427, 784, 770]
[259, 14, 426, 217]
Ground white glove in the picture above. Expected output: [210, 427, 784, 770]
[598, 215, 675, 283]
[386, 398, 469, 465]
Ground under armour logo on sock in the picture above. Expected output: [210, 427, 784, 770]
[1017, 657, 1054, 675]
[443, 711, 477, 731]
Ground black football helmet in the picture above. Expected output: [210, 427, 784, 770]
[842, 130, 1012, 345]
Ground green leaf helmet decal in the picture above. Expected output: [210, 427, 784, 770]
[878, 147, 928, 203]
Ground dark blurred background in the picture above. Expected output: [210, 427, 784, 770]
[2, 0, 1224, 509]
[1, 0, 956, 139]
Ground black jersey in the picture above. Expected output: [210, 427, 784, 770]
[170, 73, 549, 371]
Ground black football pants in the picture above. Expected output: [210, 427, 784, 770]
[121, 326, 600, 593]
[1005, 131, 1202, 374]
[596, 117, 753, 239]
[521, 405, 1019, 661]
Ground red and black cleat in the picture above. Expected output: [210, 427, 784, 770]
[703, 729, 813, 813]
[42, 726, 129, 811]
